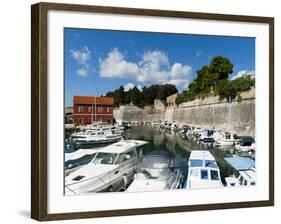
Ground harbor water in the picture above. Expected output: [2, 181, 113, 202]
[65, 125, 255, 186]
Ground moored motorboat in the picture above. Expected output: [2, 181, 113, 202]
[74, 130, 123, 146]
[184, 150, 223, 189]
[70, 124, 123, 140]
[235, 136, 255, 153]
[215, 132, 238, 146]
[126, 150, 183, 192]
[65, 140, 149, 195]
[224, 156, 256, 187]
[200, 129, 215, 143]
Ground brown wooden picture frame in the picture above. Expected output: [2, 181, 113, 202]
[31, 2, 274, 221]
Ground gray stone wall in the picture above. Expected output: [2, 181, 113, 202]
[113, 105, 165, 123]
[113, 93, 255, 136]
[172, 99, 255, 136]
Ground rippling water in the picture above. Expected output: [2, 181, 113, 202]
[124, 125, 254, 185]
[65, 125, 255, 186]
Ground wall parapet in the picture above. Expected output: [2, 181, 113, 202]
[178, 87, 255, 108]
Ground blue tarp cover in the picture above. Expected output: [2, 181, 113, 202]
[225, 156, 255, 170]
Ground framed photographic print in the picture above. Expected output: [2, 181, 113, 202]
[31, 2, 274, 221]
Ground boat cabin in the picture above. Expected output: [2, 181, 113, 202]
[185, 150, 223, 189]
[237, 136, 255, 146]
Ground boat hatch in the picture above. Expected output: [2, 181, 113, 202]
[72, 175, 85, 181]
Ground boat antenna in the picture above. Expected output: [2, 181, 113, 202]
[94, 85, 97, 124]
[91, 86, 94, 125]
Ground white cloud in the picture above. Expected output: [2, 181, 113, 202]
[137, 50, 171, 84]
[70, 46, 91, 77]
[171, 63, 192, 79]
[76, 68, 89, 77]
[99, 49, 191, 89]
[70, 46, 91, 67]
[231, 70, 255, 80]
[99, 48, 139, 78]
[124, 83, 135, 91]
[137, 85, 142, 91]
[124, 83, 142, 92]
[168, 79, 189, 87]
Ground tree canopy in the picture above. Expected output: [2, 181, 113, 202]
[176, 56, 254, 104]
[105, 84, 178, 107]
[105, 56, 254, 107]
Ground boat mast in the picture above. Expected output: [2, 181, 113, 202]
[91, 85, 97, 125]
[91, 86, 94, 124]
[94, 86, 97, 123]
[92, 89, 94, 124]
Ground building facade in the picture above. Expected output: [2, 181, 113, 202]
[73, 96, 114, 126]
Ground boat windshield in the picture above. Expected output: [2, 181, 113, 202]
[190, 159, 217, 168]
[92, 152, 118, 165]
[190, 160, 203, 167]
[65, 154, 94, 169]
[136, 156, 173, 180]
[205, 160, 218, 168]
[136, 168, 173, 180]
[141, 156, 171, 169]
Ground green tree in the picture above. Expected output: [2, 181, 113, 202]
[231, 75, 255, 92]
[214, 79, 236, 102]
[195, 66, 212, 92]
[214, 75, 255, 102]
[209, 56, 233, 84]
[176, 56, 235, 104]
[130, 86, 142, 106]
[156, 84, 178, 100]
[117, 86, 125, 105]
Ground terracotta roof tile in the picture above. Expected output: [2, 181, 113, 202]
[73, 96, 114, 105]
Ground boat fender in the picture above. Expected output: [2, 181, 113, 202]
[123, 173, 128, 186]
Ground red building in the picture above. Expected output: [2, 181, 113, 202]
[73, 96, 114, 126]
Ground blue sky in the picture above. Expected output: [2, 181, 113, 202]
[65, 28, 255, 106]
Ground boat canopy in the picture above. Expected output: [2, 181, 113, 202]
[189, 150, 215, 161]
[225, 156, 255, 171]
[65, 149, 96, 162]
[140, 150, 173, 169]
[97, 140, 149, 154]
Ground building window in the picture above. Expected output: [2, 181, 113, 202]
[87, 117, 92, 124]
[79, 117, 83, 124]
[78, 106, 83, 113]
[98, 107, 103, 113]
[88, 107, 92, 113]
[98, 117, 102, 122]
[106, 107, 111, 113]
